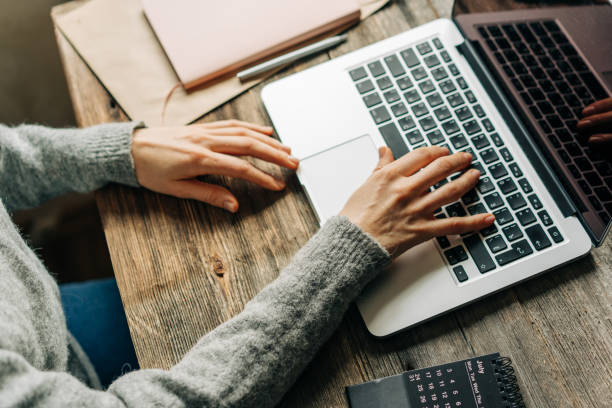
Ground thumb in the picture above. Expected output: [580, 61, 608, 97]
[374, 146, 395, 171]
[171, 179, 239, 212]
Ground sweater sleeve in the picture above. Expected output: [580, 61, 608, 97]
[0, 122, 142, 212]
[0, 216, 391, 407]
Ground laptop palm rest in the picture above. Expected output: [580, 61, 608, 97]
[298, 134, 379, 223]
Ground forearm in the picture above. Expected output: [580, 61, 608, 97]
[0, 122, 141, 211]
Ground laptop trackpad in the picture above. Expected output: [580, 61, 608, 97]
[299, 134, 379, 223]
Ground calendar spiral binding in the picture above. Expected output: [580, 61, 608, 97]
[492, 357, 526, 408]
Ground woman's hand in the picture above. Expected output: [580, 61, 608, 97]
[131, 120, 298, 212]
[339, 146, 495, 257]
[577, 97, 612, 146]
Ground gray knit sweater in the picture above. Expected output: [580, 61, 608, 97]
[0, 122, 390, 407]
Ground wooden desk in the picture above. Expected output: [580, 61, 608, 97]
[54, 1, 611, 406]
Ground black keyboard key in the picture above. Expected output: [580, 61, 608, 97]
[530, 22, 546, 36]
[446, 202, 467, 217]
[457, 77, 468, 90]
[450, 134, 468, 149]
[384, 54, 405, 77]
[434, 178, 449, 189]
[488, 25, 503, 37]
[427, 130, 444, 145]
[465, 91, 477, 104]
[379, 122, 409, 158]
[489, 162, 507, 180]
[455, 106, 472, 122]
[594, 186, 612, 202]
[518, 178, 532, 193]
[453, 265, 469, 282]
[517, 23, 535, 42]
[480, 224, 498, 237]
[525, 224, 552, 251]
[494, 208, 513, 225]
[419, 80, 436, 94]
[585, 171, 603, 186]
[444, 245, 468, 265]
[548, 226, 564, 243]
[432, 66, 448, 81]
[440, 79, 456, 94]
[391, 102, 409, 117]
[486, 235, 507, 253]
[589, 195, 603, 211]
[416, 42, 433, 55]
[502, 223, 523, 241]
[440, 50, 451, 63]
[490, 133, 504, 147]
[480, 148, 499, 164]
[472, 134, 490, 150]
[578, 179, 592, 195]
[376, 76, 393, 90]
[448, 64, 460, 76]
[419, 116, 437, 132]
[434, 106, 452, 121]
[356, 79, 375, 94]
[477, 177, 495, 194]
[507, 192, 527, 210]
[473, 104, 485, 118]
[470, 162, 484, 174]
[400, 48, 420, 67]
[448, 93, 465, 108]
[411, 66, 428, 81]
[468, 203, 487, 215]
[384, 89, 401, 104]
[495, 37, 511, 49]
[499, 148, 513, 162]
[398, 116, 416, 131]
[371, 106, 391, 124]
[426, 92, 443, 108]
[436, 236, 451, 249]
[498, 178, 517, 194]
[496, 239, 533, 265]
[443, 120, 460, 135]
[464, 120, 482, 136]
[412, 102, 429, 117]
[464, 234, 496, 273]
[367, 61, 386, 77]
[462, 189, 479, 206]
[484, 192, 504, 210]
[349, 67, 367, 81]
[424, 54, 440, 68]
[406, 129, 424, 145]
[432, 37, 444, 49]
[538, 210, 553, 226]
[482, 119, 495, 133]
[516, 208, 537, 226]
[396, 76, 413, 90]
[509, 163, 522, 178]
[579, 72, 607, 100]
[527, 194, 543, 209]
[404, 89, 421, 104]
[363, 92, 382, 108]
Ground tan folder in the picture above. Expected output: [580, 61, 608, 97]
[142, 0, 361, 90]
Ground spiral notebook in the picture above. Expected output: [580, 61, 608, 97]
[346, 353, 525, 408]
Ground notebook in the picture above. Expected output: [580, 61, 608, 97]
[141, 0, 362, 90]
[346, 353, 525, 408]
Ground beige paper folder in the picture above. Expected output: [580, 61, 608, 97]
[53, 0, 389, 127]
[142, 0, 361, 90]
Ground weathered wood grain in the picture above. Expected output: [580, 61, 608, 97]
[53, 0, 611, 406]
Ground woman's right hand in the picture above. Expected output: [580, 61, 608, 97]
[339, 146, 495, 257]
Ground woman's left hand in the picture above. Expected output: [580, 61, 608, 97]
[131, 120, 299, 212]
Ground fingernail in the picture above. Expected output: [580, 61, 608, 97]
[589, 136, 603, 143]
[275, 179, 286, 189]
[582, 106, 595, 116]
[470, 169, 481, 177]
[577, 119, 591, 127]
[223, 200, 237, 212]
[485, 214, 495, 223]
[288, 155, 299, 165]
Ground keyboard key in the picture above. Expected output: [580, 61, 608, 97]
[403, 89, 421, 104]
[424, 54, 440, 68]
[509, 163, 522, 178]
[434, 178, 448, 189]
[525, 224, 552, 251]
[406, 129, 424, 145]
[356, 79, 375, 94]
[396, 76, 413, 90]
[453, 265, 469, 282]
[518, 178, 533, 193]
[400, 48, 420, 67]
[398, 116, 416, 131]
[498, 178, 517, 194]
[477, 177, 495, 194]
[457, 77, 468, 90]
[431, 67, 448, 81]
[370, 106, 391, 124]
[516, 208, 537, 226]
[416, 42, 433, 55]
[411, 66, 428, 81]
[484, 192, 504, 210]
[455, 106, 473, 122]
[594, 187, 612, 202]
[436, 236, 451, 249]
[379, 122, 409, 158]
[486, 235, 507, 253]
[376, 76, 393, 90]
[424, 93, 443, 109]
[383, 54, 405, 77]
[499, 148, 513, 162]
[444, 245, 468, 265]
[384, 89, 401, 104]
[419, 116, 436, 131]
[527, 194, 543, 209]
[363, 92, 382, 108]
[443, 120, 460, 135]
[462, 189, 479, 206]
[412, 102, 429, 117]
[448, 64, 460, 76]
[482, 118, 495, 132]
[440, 79, 457, 94]
[507, 192, 527, 210]
[464, 120, 482, 136]
[440, 50, 451, 63]
[349, 67, 367, 81]
[493, 208, 513, 225]
[489, 162, 508, 179]
[434, 106, 452, 121]
[538, 210, 553, 226]
[450, 134, 468, 149]
[464, 234, 496, 273]
[496, 239, 532, 265]
[548, 226, 564, 243]
[446, 202, 467, 217]
[391, 102, 409, 117]
[367, 61, 386, 77]
[503, 223, 523, 241]
[432, 37, 444, 49]
[427, 130, 444, 145]
[419, 80, 436, 94]
[480, 148, 499, 164]
[480, 224, 498, 237]
[468, 203, 487, 215]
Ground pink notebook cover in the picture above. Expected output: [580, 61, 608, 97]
[142, 0, 361, 90]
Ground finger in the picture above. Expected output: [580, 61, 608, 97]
[374, 146, 395, 171]
[588, 133, 612, 144]
[204, 152, 286, 191]
[387, 145, 450, 176]
[576, 110, 612, 132]
[428, 213, 495, 237]
[582, 97, 612, 117]
[169, 180, 239, 212]
[198, 120, 274, 135]
[209, 136, 298, 169]
[205, 126, 291, 153]
[407, 152, 474, 193]
[417, 169, 481, 213]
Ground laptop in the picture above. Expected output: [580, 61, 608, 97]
[261, 4, 612, 337]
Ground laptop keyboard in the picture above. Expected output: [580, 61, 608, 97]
[348, 37, 564, 283]
[478, 20, 612, 225]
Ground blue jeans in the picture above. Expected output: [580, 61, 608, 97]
[60, 277, 139, 388]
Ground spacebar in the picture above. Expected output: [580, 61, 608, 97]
[464, 234, 496, 274]
[379, 122, 409, 158]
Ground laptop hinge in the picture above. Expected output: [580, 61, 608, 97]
[455, 40, 577, 218]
